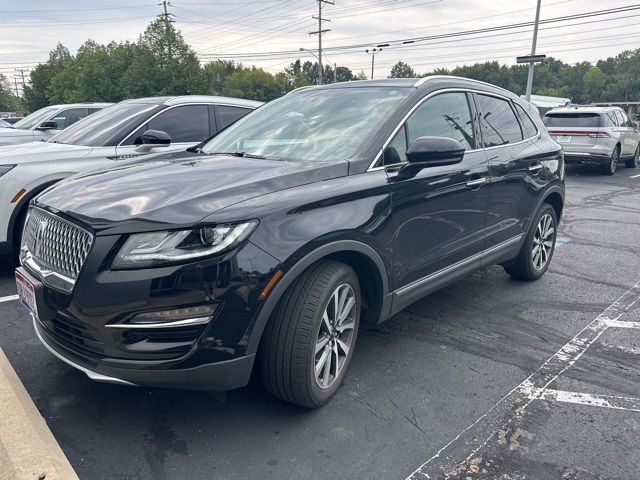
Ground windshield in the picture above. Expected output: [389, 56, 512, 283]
[543, 113, 602, 128]
[201, 87, 411, 162]
[12, 107, 57, 130]
[50, 102, 161, 147]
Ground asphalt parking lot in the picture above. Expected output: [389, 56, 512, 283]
[1, 166, 639, 480]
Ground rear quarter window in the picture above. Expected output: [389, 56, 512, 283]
[543, 113, 602, 128]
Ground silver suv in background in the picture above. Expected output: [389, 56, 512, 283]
[0, 103, 111, 146]
[543, 106, 640, 175]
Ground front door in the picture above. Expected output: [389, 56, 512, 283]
[388, 91, 489, 297]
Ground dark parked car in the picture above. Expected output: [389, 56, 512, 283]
[16, 77, 565, 407]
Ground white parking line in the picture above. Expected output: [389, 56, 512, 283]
[523, 387, 640, 413]
[630, 174, 640, 179]
[0, 295, 18, 303]
[603, 319, 640, 329]
[406, 280, 640, 480]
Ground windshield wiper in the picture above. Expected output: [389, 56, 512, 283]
[208, 151, 267, 159]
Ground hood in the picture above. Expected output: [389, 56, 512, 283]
[0, 141, 93, 163]
[37, 154, 348, 232]
[0, 127, 33, 144]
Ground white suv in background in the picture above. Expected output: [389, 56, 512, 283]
[543, 106, 640, 175]
[0, 103, 110, 146]
[0, 95, 262, 257]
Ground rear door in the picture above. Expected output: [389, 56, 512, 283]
[389, 91, 489, 296]
[615, 110, 636, 156]
[214, 105, 254, 133]
[474, 94, 543, 252]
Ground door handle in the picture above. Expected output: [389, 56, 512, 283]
[529, 163, 543, 173]
[466, 177, 487, 188]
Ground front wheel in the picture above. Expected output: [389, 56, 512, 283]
[625, 144, 639, 169]
[504, 204, 558, 281]
[602, 146, 620, 175]
[259, 260, 360, 408]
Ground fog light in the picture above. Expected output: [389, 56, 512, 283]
[106, 304, 219, 329]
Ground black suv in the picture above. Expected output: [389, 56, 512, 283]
[16, 77, 564, 408]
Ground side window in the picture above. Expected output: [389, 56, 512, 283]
[614, 111, 625, 127]
[475, 94, 523, 147]
[216, 106, 252, 131]
[146, 105, 210, 143]
[618, 111, 632, 127]
[50, 108, 90, 130]
[514, 103, 538, 138]
[383, 126, 408, 165]
[604, 113, 617, 127]
[405, 92, 475, 150]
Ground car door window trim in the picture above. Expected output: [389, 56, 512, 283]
[368, 88, 539, 171]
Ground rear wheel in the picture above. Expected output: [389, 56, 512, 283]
[259, 260, 360, 408]
[602, 145, 620, 175]
[625, 144, 639, 169]
[504, 203, 557, 281]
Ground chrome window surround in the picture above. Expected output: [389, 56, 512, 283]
[21, 207, 94, 293]
[368, 88, 541, 171]
[117, 102, 256, 147]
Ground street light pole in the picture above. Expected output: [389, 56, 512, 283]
[525, 0, 542, 101]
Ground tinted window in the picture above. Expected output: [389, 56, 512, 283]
[514, 103, 538, 138]
[542, 113, 602, 128]
[406, 92, 475, 149]
[615, 110, 631, 127]
[384, 126, 408, 165]
[475, 95, 522, 147]
[144, 105, 210, 143]
[51, 102, 161, 147]
[201, 87, 411, 163]
[603, 113, 617, 127]
[216, 106, 253, 130]
[50, 108, 90, 130]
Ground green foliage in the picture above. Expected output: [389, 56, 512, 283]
[0, 74, 21, 111]
[418, 50, 640, 104]
[23, 43, 72, 110]
[389, 61, 416, 78]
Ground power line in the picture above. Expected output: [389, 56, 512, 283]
[309, 0, 334, 85]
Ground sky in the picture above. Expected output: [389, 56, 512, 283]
[1, 0, 639, 94]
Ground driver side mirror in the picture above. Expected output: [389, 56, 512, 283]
[36, 121, 58, 131]
[133, 130, 171, 151]
[396, 136, 465, 180]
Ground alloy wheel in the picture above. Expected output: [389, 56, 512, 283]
[531, 213, 555, 271]
[314, 283, 356, 389]
[610, 148, 619, 174]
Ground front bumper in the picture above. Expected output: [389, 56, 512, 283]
[34, 315, 255, 390]
[18, 230, 281, 390]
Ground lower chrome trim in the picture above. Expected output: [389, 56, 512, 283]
[105, 316, 211, 329]
[33, 316, 136, 386]
[395, 235, 523, 296]
[22, 253, 75, 293]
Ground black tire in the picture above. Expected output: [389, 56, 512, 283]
[602, 145, 620, 175]
[259, 260, 360, 408]
[504, 203, 557, 281]
[625, 144, 639, 169]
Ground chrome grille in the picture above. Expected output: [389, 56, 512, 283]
[24, 208, 93, 281]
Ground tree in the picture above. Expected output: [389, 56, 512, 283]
[0, 74, 21, 111]
[389, 61, 416, 78]
[583, 67, 606, 102]
[222, 67, 283, 102]
[120, 19, 207, 97]
[22, 43, 72, 111]
[204, 60, 240, 95]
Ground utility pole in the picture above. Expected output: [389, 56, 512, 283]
[13, 75, 19, 98]
[309, 0, 333, 85]
[525, 0, 542, 101]
[365, 48, 382, 80]
[158, 0, 174, 59]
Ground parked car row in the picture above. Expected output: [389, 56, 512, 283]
[543, 106, 640, 175]
[0, 103, 111, 146]
[11, 76, 565, 407]
[0, 95, 262, 257]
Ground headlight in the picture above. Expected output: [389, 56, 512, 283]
[0, 164, 16, 177]
[112, 221, 258, 269]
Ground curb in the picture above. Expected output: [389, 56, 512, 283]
[0, 348, 78, 480]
